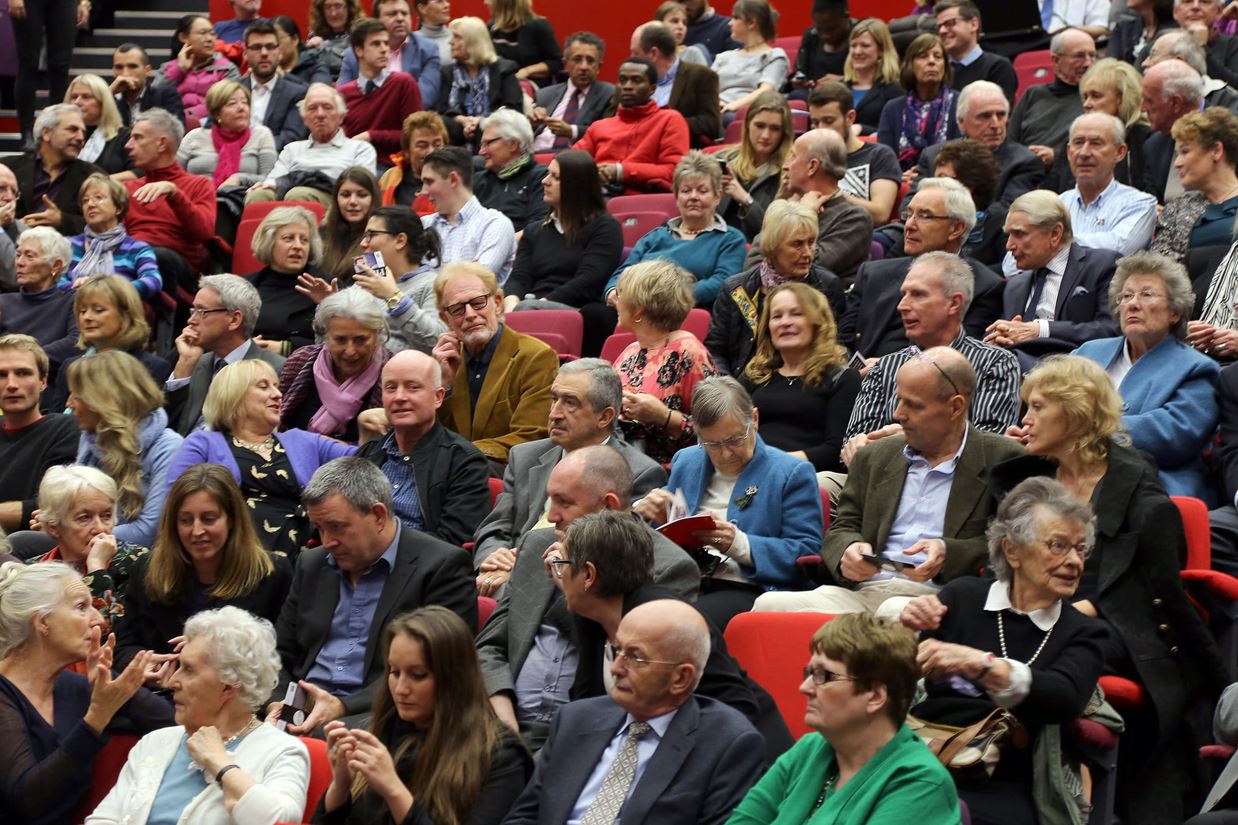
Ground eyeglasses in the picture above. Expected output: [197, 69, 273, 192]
[1040, 538, 1093, 559]
[909, 348, 962, 397]
[188, 307, 230, 319]
[246, 42, 281, 52]
[361, 229, 394, 241]
[608, 644, 680, 669]
[907, 209, 955, 224]
[935, 16, 964, 29]
[803, 666, 856, 686]
[1116, 289, 1166, 304]
[479, 136, 506, 149]
[443, 293, 493, 318]
[548, 558, 572, 579]
[698, 423, 753, 450]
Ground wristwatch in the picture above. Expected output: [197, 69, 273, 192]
[385, 292, 404, 311]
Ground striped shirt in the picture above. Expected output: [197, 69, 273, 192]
[845, 331, 1022, 439]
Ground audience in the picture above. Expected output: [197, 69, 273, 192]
[1, 228, 80, 373]
[718, 91, 795, 238]
[161, 14, 243, 124]
[65, 75, 133, 176]
[1007, 29, 1095, 178]
[684, 0, 740, 58]
[244, 205, 324, 354]
[378, 111, 446, 210]
[712, 0, 790, 120]
[0, 166, 24, 292]
[653, 1, 711, 66]
[419, 147, 517, 285]
[4, 104, 95, 236]
[63, 174, 163, 301]
[415, 0, 453, 62]
[531, 32, 615, 153]
[630, 21, 723, 148]
[487, 0, 562, 87]
[309, 0, 365, 76]
[843, 18, 904, 136]
[877, 33, 960, 171]
[791, 0, 851, 89]
[1141, 59, 1207, 203]
[215, 0, 267, 43]
[273, 16, 334, 87]
[472, 109, 549, 233]
[177, 80, 277, 194]
[931, 140, 1007, 265]
[337, 18, 425, 160]
[243, 21, 310, 151]
[112, 44, 186, 127]
[319, 165, 378, 280]
[338, 0, 442, 109]
[1079, 58, 1152, 191]
[438, 17, 522, 147]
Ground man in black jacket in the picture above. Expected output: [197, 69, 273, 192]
[935, 0, 1017, 102]
[111, 44, 185, 127]
[241, 22, 309, 151]
[3, 104, 98, 236]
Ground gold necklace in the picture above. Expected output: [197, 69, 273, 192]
[223, 716, 261, 746]
[232, 434, 275, 453]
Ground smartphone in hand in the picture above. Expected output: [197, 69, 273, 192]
[353, 250, 387, 279]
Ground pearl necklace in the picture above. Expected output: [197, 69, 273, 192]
[996, 610, 1053, 666]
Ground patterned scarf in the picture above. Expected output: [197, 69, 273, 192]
[307, 343, 383, 436]
[896, 86, 958, 171]
[450, 64, 492, 116]
[759, 258, 795, 292]
[74, 225, 127, 280]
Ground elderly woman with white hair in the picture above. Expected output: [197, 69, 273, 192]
[0, 562, 170, 825]
[87, 606, 309, 825]
[0, 227, 80, 373]
[279, 287, 393, 443]
[245, 205, 326, 356]
[1073, 251, 1221, 500]
[472, 108, 549, 232]
[704, 200, 845, 376]
[167, 359, 355, 554]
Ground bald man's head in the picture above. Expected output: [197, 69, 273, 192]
[610, 600, 711, 718]
[381, 348, 444, 438]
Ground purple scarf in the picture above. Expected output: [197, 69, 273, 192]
[897, 86, 957, 171]
[759, 258, 794, 292]
[307, 345, 382, 436]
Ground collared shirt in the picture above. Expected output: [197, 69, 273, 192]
[846, 331, 1023, 439]
[514, 593, 579, 724]
[1038, 0, 1108, 30]
[1030, 243, 1071, 337]
[877, 428, 968, 585]
[982, 580, 1058, 705]
[265, 128, 378, 184]
[952, 44, 984, 69]
[380, 431, 424, 531]
[1062, 178, 1157, 257]
[532, 82, 593, 152]
[359, 67, 391, 94]
[305, 525, 402, 695]
[1106, 339, 1134, 388]
[653, 58, 680, 107]
[421, 195, 516, 284]
[165, 338, 253, 393]
[250, 75, 277, 127]
[466, 323, 505, 409]
[568, 708, 680, 825]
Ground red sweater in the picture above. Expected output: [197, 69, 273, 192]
[340, 72, 425, 158]
[122, 162, 216, 272]
[573, 100, 690, 194]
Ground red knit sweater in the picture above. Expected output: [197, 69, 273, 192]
[122, 162, 217, 272]
[340, 72, 425, 158]
[573, 100, 690, 194]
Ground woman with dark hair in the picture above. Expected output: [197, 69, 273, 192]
[114, 464, 292, 670]
[318, 606, 531, 825]
[712, 0, 789, 121]
[272, 15, 332, 87]
[161, 15, 241, 124]
[1109, 0, 1177, 66]
[931, 138, 1006, 266]
[718, 91, 794, 240]
[320, 167, 379, 282]
[877, 33, 960, 171]
[306, 0, 365, 78]
[486, 0, 562, 86]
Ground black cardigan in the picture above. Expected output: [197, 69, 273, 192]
[487, 17, 563, 79]
[851, 81, 903, 136]
[505, 213, 624, 306]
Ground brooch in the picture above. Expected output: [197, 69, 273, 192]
[734, 485, 759, 510]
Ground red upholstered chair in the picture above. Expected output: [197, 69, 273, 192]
[232, 218, 264, 274]
[613, 211, 668, 247]
[774, 36, 801, 75]
[683, 307, 711, 341]
[240, 200, 327, 225]
[299, 736, 332, 822]
[504, 310, 584, 358]
[487, 476, 504, 509]
[478, 595, 498, 629]
[607, 193, 677, 220]
[724, 611, 837, 739]
[600, 332, 637, 363]
[76, 732, 140, 821]
[1013, 50, 1054, 103]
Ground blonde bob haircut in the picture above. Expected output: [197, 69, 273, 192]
[73, 275, 150, 352]
[204, 79, 250, 123]
[66, 351, 163, 520]
[844, 19, 901, 86]
[78, 172, 129, 221]
[744, 281, 848, 388]
[64, 74, 124, 140]
[1021, 354, 1127, 467]
[202, 359, 281, 432]
[759, 200, 819, 261]
[616, 260, 695, 333]
[672, 149, 722, 195]
[1079, 58, 1146, 130]
[434, 261, 500, 309]
[37, 465, 117, 530]
[251, 205, 323, 268]
[450, 17, 498, 66]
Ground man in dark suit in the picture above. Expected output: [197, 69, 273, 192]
[477, 448, 698, 751]
[111, 44, 185, 127]
[504, 598, 766, 825]
[631, 21, 722, 148]
[984, 190, 1121, 369]
[241, 22, 309, 151]
[935, 0, 1018, 102]
[3, 104, 98, 237]
[912, 80, 1044, 209]
[472, 359, 667, 590]
[165, 274, 285, 435]
[840, 179, 1004, 359]
[531, 32, 615, 153]
[269, 457, 476, 733]
[1140, 59, 1205, 202]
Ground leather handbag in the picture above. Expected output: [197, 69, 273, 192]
[907, 707, 1029, 779]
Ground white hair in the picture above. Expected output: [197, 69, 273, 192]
[916, 177, 978, 237]
[298, 81, 348, 118]
[37, 465, 117, 529]
[0, 562, 83, 658]
[182, 606, 281, 711]
[479, 108, 534, 154]
[956, 80, 1008, 122]
[1154, 60, 1205, 105]
[18, 226, 72, 273]
[1069, 111, 1127, 146]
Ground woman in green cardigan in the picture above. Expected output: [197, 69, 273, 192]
[726, 613, 959, 825]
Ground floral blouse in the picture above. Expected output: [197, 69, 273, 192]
[29, 541, 149, 629]
[614, 334, 717, 464]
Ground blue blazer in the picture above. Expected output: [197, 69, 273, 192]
[165, 428, 356, 493]
[667, 436, 823, 588]
[337, 33, 442, 108]
[1074, 335, 1220, 501]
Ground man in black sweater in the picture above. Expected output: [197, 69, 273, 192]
[936, 0, 1018, 103]
[0, 336, 78, 532]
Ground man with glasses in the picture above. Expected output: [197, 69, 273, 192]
[241, 22, 308, 151]
[755, 346, 1022, 617]
[419, 147, 516, 284]
[1143, 30, 1238, 114]
[164, 274, 285, 435]
[840, 179, 1005, 360]
[430, 261, 557, 471]
[934, 0, 1017, 103]
[476, 448, 698, 752]
[1007, 29, 1094, 175]
[111, 44, 185, 128]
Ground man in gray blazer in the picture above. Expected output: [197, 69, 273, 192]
[503, 600, 765, 825]
[477, 445, 698, 750]
[531, 32, 616, 153]
[164, 274, 285, 436]
[472, 358, 667, 593]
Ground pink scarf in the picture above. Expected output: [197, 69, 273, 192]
[210, 125, 250, 187]
[308, 344, 382, 436]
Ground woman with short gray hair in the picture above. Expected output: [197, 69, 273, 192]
[633, 375, 824, 630]
[278, 287, 392, 443]
[474, 108, 545, 231]
[247, 206, 327, 357]
[1074, 251, 1220, 500]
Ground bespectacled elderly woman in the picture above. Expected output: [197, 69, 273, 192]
[899, 476, 1107, 825]
[1072, 251, 1220, 500]
[63, 174, 162, 299]
[87, 606, 309, 825]
[245, 205, 327, 356]
[726, 613, 960, 825]
[472, 108, 548, 233]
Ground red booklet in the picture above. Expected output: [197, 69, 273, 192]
[656, 514, 717, 551]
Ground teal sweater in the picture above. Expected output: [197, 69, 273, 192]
[604, 219, 748, 306]
[726, 726, 960, 825]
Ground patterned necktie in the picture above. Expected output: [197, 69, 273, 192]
[580, 721, 651, 825]
[553, 88, 582, 150]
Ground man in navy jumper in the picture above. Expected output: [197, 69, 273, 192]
[681, 0, 739, 62]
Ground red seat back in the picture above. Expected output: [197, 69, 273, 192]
[299, 736, 332, 822]
[504, 310, 584, 357]
[774, 36, 801, 75]
[478, 595, 498, 629]
[683, 307, 711, 341]
[76, 732, 140, 821]
[607, 193, 677, 220]
[613, 211, 668, 247]
[233, 218, 264, 274]
[601, 332, 637, 363]
[1013, 50, 1054, 102]
[487, 476, 504, 509]
[1171, 495, 1211, 570]
[241, 200, 327, 225]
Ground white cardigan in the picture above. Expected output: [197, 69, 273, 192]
[85, 723, 310, 825]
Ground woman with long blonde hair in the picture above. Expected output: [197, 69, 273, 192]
[64, 74, 131, 175]
[440, 17, 522, 146]
[740, 282, 859, 471]
[719, 90, 794, 239]
[319, 606, 531, 825]
[66, 350, 183, 548]
[842, 18, 903, 136]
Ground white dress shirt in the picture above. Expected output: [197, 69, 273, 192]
[250, 75, 277, 127]
[264, 128, 378, 183]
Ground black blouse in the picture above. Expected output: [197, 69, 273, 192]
[740, 366, 861, 473]
[487, 17, 562, 79]
[247, 266, 321, 352]
[232, 439, 310, 556]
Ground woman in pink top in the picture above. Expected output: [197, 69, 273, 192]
[161, 15, 241, 124]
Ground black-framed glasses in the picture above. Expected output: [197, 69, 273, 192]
[803, 666, 856, 686]
[698, 423, 753, 450]
[907, 209, 955, 224]
[443, 293, 493, 318]
[1040, 538, 1093, 559]
[480, 136, 506, 149]
[608, 644, 679, 669]
[361, 229, 394, 241]
[189, 307, 230, 319]
[548, 558, 572, 579]
[909, 348, 961, 398]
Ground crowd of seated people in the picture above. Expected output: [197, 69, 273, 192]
[18, 1, 1238, 824]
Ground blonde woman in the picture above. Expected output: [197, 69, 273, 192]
[177, 79, 277, 190]
[740, 282, 860, 472]
[65, 74, 132, 175]
[719, 91, 794, 240]
[486, 0, 562, 85]
[438, 17, 522, 145]
[1078, 59, 1151, 189]
[66, 350, 183, 548]
[843, 19, 902, 135]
